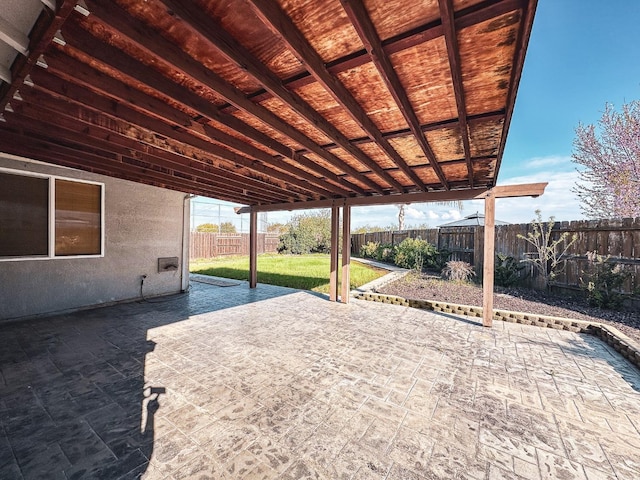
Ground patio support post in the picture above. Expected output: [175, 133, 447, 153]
[249, 208, 258, 288]
[482, 191, 495, 327]
[341, 204, 351, 303]
[329, 204, 340, 301]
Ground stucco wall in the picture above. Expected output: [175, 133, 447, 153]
[0, 154, 189, 320]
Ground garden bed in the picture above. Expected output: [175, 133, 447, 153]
[378, 272, 640, 344]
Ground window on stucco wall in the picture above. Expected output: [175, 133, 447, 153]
[0, 169, 104, 260]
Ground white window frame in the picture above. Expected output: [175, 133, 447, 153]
[0, 167, 105, 261]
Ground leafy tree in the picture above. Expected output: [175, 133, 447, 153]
[352, 224, 389, 234]
[196, 222, 237, 233]
[517, 210, 577, 290]
[196, 223, 218, 233]
[219, 222, 237, 233]
[267, 223, 287, 233]
[278, 210, 331, 254]
[572, 100, 640, 218]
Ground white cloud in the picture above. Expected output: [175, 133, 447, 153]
[491, 171, 585, 223]
[427, 210, 440, 220]
[440, 209, 463, 221]
[523, 155, 574, 170]
[405, 206, 425, 219]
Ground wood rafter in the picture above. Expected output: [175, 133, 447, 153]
[341, 0, 450, 191]
[237, 182, 547, 214]
[439, 0, 474, 187]
[0, 0, 74, 112]
[83, 0, 383, 196]
[6, 105, 297, 203]
[27, 66, 335, 200]
[1, 0, 537, 209]
[317, 110, 505, 151]
[0, 127, 264, 203]
[248, 0, 426, 193]
[221, 0, 525, 113]
[157, 0, 409, 193]
[58, 24, 347, 199]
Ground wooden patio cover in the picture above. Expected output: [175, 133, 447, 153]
[0, 0, 543, 325]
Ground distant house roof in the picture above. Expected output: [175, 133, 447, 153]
[438, 212, 510, 228]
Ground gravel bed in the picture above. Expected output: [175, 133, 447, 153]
[378, 273, 640, 344]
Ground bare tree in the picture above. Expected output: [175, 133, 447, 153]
[518, 210, 577, 290]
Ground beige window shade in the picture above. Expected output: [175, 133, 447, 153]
[0, 172, 49, 257]
[55, 179, 101, 256]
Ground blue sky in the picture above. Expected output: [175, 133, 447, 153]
[194, 1, 640, 231]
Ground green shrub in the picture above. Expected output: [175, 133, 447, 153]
[360, 241, 379, 258]
[494, 253, 524, 287]
[376, 243, 395, 263]
[277, 211, 331, 254]
[442, 261, 474, 283]
[430, 248, 452, 271]
[580, 251, 630, 309]
[393, 237, 437, 271]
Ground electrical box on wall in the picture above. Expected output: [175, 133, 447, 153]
[158, 257, 179, 272]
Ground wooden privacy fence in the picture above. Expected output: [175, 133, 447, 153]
[350, 227, 474, 263]
[351, 217, 640, 294]
[190, 232, 280, 259]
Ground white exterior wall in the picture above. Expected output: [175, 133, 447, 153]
[0, 154, 190, 320]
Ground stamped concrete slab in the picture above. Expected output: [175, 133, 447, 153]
[1, 281, 639, 479]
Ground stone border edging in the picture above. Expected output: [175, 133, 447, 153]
[354, 292, 640, 370]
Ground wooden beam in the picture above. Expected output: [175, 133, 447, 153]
[28, 65, 336, 200]
[316, 110, 505, 152]
[238, 188, 488, 213]
[236, 182, 547, 213]
[54, 28, 342, 200]
[0, 0, 74, 112]
[329, 205, 340, 302]
[157, 0, 406, 193]
[489, 183, 547, 198]
[0, 128, 254, 201]
[249, 0, 418, 193]
[221, 0, 524, 116]
[341, 205, 351, 304]
[439, 0, 474, 187]
[82, 0, 381, 196]
[39, 53, 336, 201]
[341, 0, 450, 191]
[249, 209, 258, 288]
[482, 191, 495, 327]
[5, 107, 290, 204]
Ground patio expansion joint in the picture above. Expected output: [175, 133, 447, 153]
[354, 292, 640, 372]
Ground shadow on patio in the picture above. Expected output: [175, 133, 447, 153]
[0, 281, 298, 479]
[2, 281, 640, 479]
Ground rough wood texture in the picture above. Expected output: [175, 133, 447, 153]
[482, 193, 496, 327]
[351, 216, 640, 295]
[0, 0, 537, 206]
[330, 205, 340, 302]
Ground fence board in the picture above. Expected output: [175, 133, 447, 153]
[190, 232, 280, 259]
[350, 217, 640, 294]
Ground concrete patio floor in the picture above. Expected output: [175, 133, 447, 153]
[1, 280, 640, 480]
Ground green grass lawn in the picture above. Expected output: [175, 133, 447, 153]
[190, 253, 387, 293]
